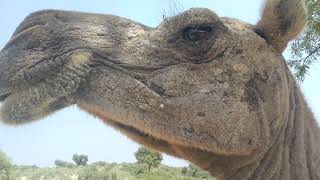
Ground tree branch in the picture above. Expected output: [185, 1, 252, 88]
[302, 44, 320, 64]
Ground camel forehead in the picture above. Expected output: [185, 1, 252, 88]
[221, 17, 253, 31]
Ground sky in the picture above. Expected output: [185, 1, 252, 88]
[0, 0, 319, 168]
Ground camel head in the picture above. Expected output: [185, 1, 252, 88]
[0, 0, 306, 176]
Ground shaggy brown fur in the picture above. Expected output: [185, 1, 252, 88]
[0, 0, 319, 179]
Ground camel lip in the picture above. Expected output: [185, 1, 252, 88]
[3, 24, 47, 50]
[0, 93, 12, 102]
[13, 22, 48, 37]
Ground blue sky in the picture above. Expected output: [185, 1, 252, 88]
[0, 0, 319, 167]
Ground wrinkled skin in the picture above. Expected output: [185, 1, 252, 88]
[0, 0, 319, 179]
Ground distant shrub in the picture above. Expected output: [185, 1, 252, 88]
[91, 161, 107, 166]
[14, 165, 39, 170]
[133, 165, 144, 175]
[0, 150, 12, 180]
[110, 162, 117, 167]
[188, 164, 199, 177]
[111, 173, 117, 180]
[72, 154, 88, 166]
[123, 163, 145, 175]
[196, 170, 212, 179]
[181, 167, 188, 175]
[54, 160, 75, 168]
[31, 171, 69, 180]
[184, 164, 211, 179]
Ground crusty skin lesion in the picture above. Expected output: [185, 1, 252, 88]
[0, 0, 319, 179]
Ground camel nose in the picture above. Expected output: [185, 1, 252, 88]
[12, 10, 56, 37]
[0, 10, 67, 96]
[0, 9, 151, 97]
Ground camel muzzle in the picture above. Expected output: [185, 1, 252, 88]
[0, 9, 143, 98]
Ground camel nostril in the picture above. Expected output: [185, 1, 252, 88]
[0, 93, 12, 102]
[197, 112, 206, 117]
[12, 21, 48, 37]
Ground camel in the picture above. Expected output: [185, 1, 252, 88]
[0, 0, 319, 179]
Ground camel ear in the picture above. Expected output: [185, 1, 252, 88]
[255, 0, 307, 52]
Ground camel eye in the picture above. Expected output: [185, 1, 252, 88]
[183, 26, 213, 42]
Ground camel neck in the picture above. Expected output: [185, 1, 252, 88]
[246, 82, 320, 180]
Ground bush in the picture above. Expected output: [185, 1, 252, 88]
[0, 151, 11, 180]
[181, 167, 188, 175]
[188, 164, 199, 177]
[91, 161, 107, 166]
[111, 173, 117, 180]
[54, 160, 75, 168]
[78, 166, 109, 180]
[122, 163, 145, 175]
[184, 164, 211, 179]
[72, 154, 88, 166]
[133, 165, 144, 175]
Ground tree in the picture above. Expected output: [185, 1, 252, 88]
[134, 147, 163, 171]
[289, 0, 320, 81]
[72, 154, 88, 166]
[54, 160, 75, 168]
[0, 150, 12, 180]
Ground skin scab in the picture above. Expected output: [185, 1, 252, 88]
[232, 63, 249, 75]
[242, 78, 260, 111]
[214, 68, 224, 76]
[69, 51, 92, 67]
[126, 26, 146, 40]
[197, 112, 206, 117]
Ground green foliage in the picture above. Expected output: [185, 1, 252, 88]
[120, 163, 145, 175]
[72, 154, 88, 166]
[179, 164, 212, 179]
[78, 166, 110, 180]
[14, 166, 70, 180]
[54, 159, 75, 168]
[188, 164, 199, 177]
[91, 161, 108, 166]
[12, 163, 215, 180]
[111, 173, 117, 180]
[181, 167, 188, 175]
[0, 150, 12, 180]
[289, 0, 320, 81]
[134, 147, 163, 171]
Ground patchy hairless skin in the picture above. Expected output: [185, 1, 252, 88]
[0, 0, 319, 179]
